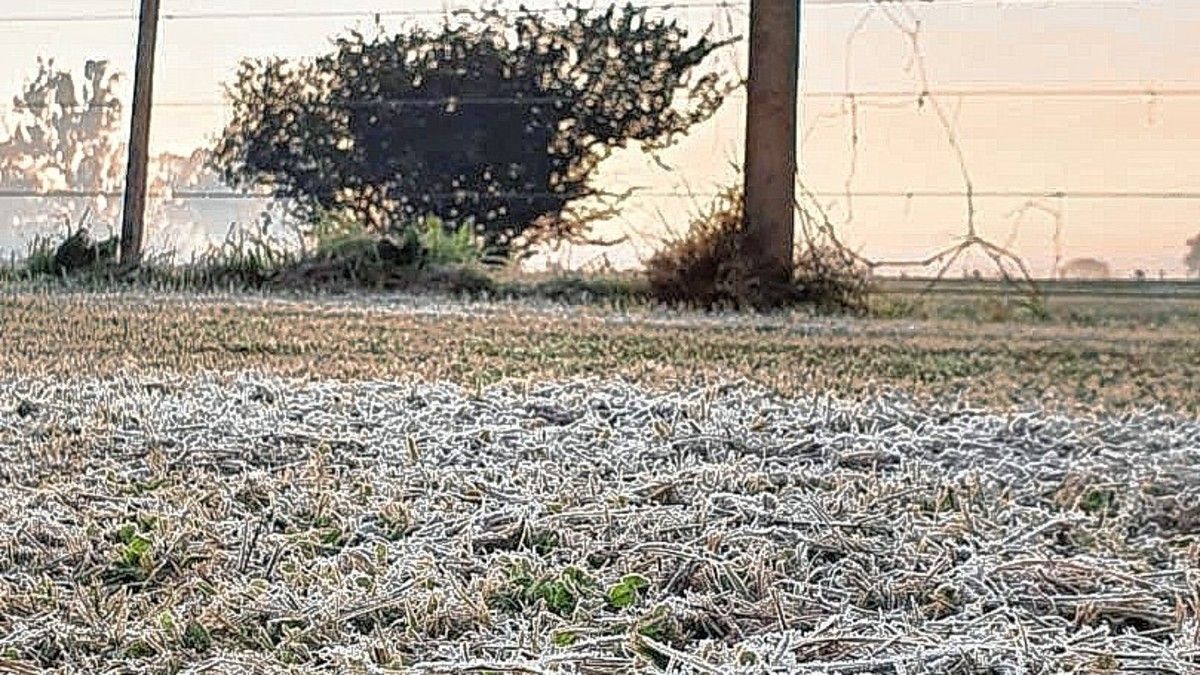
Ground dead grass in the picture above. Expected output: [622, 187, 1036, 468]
[873, 281, 1200, 327]
[645, 188, 870, 312]
[1, 292, 1198, 414]
[1, 376, 1198, 672]
[3, 293, 1200, 671]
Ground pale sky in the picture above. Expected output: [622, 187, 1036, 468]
[2, 0, 1198, 276]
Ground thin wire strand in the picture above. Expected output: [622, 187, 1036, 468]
[0, 0, 1165, 23]
[2, 188, 1198, 200]
[5, 87, 1199, 112]
[0, 2, 742, 24]
[802, 87, 1200, 99]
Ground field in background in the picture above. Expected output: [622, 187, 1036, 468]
[874, 277, 1200, 325]
[2, 288, 1198, 413]
[881, 277, 1200, 299]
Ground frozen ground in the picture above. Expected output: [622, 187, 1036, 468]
[1, 375, 1199, 673]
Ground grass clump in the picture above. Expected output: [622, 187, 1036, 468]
[102, 521, 155, 584]
[5, 210, 496, 296]
[188, 217, 298, 287]
[415, 215, 484, 266]
[488, 562, 595, 617]
[53, 228, 120, 275]
[270, 212, 493, 294]
[646, 186, 870, 312]
[21, 234, 59, 277]
[6, 228, 120, 280]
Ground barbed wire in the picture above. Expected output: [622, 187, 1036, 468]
[0, 0, 1164, 24]
[5, 86, 1199, 112]
[2, 2, 741, 24]
[2, 188, 1197, 201]
[806, 0, 1161, 6]
[805, 87, 1200, 99]
[3, 0, 1194, 280]
[800, 0, 1036, 286]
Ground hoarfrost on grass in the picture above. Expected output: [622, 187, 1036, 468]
[1, 375, 1199, 673]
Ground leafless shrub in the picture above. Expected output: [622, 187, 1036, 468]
[646, 186, 870, 312]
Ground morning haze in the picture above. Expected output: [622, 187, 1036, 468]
[6, 5, 1200, 669]
[2, 0, 1196, 276]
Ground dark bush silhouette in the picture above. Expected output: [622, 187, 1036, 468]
[53, 228, 118, 275]
[212, 4, 733, 258]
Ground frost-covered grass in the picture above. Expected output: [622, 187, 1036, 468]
[1, 375, 1199, 673]
[4, 292, 1200, 414]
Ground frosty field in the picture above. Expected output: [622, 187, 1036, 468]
[1, 293, 1199, 672]
[1, 374, 1199, 673]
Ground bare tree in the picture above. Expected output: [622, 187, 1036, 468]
[0, 59, 125, 233]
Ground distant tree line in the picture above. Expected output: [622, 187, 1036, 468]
[0, 58, 125, 232]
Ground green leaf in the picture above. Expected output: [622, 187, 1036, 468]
[182, 621, 212, 652]
[119, 533, 153, 568]
[124, 640, 154, 658]
[606, 574, 650, 609]
[561, 565, 593, 588]
[130, 536, 151, 554]
[116, 523, 138, 545]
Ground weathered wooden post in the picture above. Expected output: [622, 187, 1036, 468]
[119, 0, 162, 265]
[743, 0, 801, 295]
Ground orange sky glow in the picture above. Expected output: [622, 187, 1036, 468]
[2, 0, 1197, 277]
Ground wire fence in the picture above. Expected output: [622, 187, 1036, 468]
[10, 86, 1200, 111]
[0, 0, 1170, 23]
[0, 0, 1197, 279]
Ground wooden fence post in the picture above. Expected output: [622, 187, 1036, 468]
[743, 0, 801, 293]
[119, 0, 162, 266]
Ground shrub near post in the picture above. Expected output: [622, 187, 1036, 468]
[211, 5, 735, 260]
